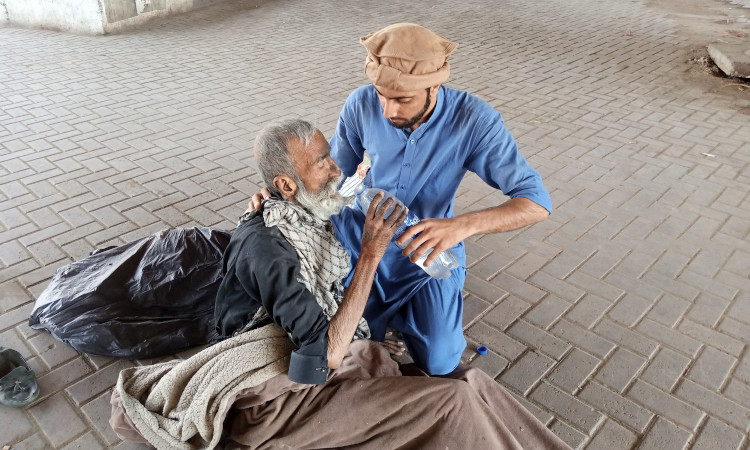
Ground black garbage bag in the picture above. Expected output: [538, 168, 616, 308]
[28, 227, 232, 359]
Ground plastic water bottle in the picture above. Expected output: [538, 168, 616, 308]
[356, 186, 459, 279]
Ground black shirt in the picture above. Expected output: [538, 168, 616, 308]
[213, 213, 330, 384]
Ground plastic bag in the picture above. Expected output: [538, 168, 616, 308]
[28, 227, 231, 359]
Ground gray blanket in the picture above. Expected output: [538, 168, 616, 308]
[110, 324, 295, 450]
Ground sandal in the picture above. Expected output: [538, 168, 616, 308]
[0, 347, 40, 407]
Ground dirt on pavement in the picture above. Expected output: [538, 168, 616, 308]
[648, 0, 750, 104]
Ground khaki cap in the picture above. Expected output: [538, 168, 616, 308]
[361, 23, 458, 91]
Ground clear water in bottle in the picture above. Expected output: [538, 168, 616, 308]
[357, 187, 459, 279]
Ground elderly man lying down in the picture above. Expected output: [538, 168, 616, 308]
[109, 119, 571, 450]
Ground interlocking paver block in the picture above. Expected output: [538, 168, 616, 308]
[645, 293, 691, 328]
[579, 382, 654, 433]
[566, 293, 610, 328]
[28, 331, 80, 370]
[676, 379, 750, 431]
[26, 240, 68, 267]
[724, 379, 750, 416]
[9, 433, 51, 450]
[636, 417, 692, 450]
[641, 271, 700, 302]
[0, 303, 34, 332]
[29, 393, 87, 447]
[466, 321, 527, 362]
[551, 319, 616, 358]
[678, 319, 745, 358]
[523, 294, 573, 330]
[679, 269, 740, 301]
[549, 419, 587, 450]
[529, 382, 603, 434]
[81, 389, 121, 446]
[565, 271, 624, 303]
[490, 272, 547, 304]
[36, 357, 92, 400]
[469, 349, 509, 379]
[60, 431, 105, 450]
[627, 379, 704, 431]
[585, 419, 638, 450]
[0, 240, 31, 266]
[66, 360, 135, 405]
[0, 279, 34, 311]
[718, 316, 750, 345]
[463, 273, 509, 303]
[594, 347, 647, 393]
[507, 320, 571, 360]
[724, 250, 750, 278]
[1, 406, 35, 444]
[691, 416, 746, 450]
[687, 346, 737, 391]
[500, 350, 556, 395]
[462, 294, 492, 327]
[505, 251, 549, 280]
[484, 295, 531, 331]
[636, 319, 701, 358]
[547, 348, 600, 394]
[640, 347, 692, 393]
[608, 293, 655, 327]
[578, 245, 629, 280]
[540, 250, 589, 280]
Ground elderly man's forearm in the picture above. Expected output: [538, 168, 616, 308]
[326, 254, 380, 369]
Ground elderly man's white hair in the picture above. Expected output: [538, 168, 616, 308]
[253, 119, 316, 197]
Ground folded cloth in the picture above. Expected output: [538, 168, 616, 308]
[0, 347, 40, 408]
[110, 324, 295, 450]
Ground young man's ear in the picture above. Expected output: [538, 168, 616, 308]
[273, 174, 298, 201]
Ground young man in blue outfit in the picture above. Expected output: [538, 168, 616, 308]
[327, 23, 552, 375]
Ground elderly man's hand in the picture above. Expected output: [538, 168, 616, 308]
[247, 188, 272, 212]
[360, 192, 408, 261]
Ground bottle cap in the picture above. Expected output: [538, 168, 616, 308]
[476, 345, 488, 355]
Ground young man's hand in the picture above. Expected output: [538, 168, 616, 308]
[397, 216, 468, 266]
[247, 187, 272, 211]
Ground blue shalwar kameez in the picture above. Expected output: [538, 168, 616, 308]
[330, 85, 552, 374]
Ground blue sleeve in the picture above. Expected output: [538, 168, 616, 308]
[330, 89, 367, 177]
[237, 230, 330, 384]
[465, 107, 553, 213]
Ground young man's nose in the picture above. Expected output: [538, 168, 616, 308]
[382, 100, 400, 118]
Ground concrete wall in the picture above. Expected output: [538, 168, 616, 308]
[1, 0, 219, 34]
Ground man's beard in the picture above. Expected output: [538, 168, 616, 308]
[387, 89, 431, 129]
[296, 174, 352, 221]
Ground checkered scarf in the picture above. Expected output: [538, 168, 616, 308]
[243, 198, 370, 340]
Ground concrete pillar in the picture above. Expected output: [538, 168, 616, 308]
[1, 0, 217, 35]
[4, 0, 105, 34]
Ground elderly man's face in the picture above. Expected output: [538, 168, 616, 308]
[290, 130, 341, 194]
[374, 85, 437, 131]
[288, 130, 348, 220]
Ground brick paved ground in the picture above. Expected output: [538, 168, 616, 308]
[1, 0, 749, 448]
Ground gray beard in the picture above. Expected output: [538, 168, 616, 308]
[296, 175, 352, 221]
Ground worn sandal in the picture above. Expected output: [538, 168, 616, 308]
[0, 347, 40, 407]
